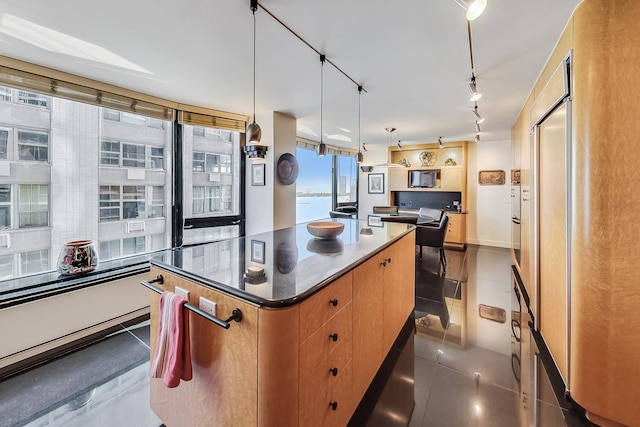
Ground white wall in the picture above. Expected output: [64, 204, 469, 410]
[245, 111, 275, 236]
[466, 139, 511, 248]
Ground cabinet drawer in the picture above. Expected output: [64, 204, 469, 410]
[299, 272, 352, 342]
[299, 303, 352, 371]
[300, 360, 354, 427]
[300, 331, 352, 384]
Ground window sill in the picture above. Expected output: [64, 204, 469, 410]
[0, 253, 161, 309]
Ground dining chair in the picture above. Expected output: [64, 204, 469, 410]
[416, 213, 449, 272]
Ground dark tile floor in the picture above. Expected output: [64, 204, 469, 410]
[0, 245, 593, 427]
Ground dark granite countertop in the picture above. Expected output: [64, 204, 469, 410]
[149, 218, 414, 308]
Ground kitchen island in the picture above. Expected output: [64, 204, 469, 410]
[144, 218, 416, 426]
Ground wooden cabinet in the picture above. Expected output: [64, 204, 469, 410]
[149, 231, 415, 427]
[444, 212, 466, 249]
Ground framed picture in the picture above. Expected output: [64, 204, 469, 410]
[478, 170, 506, 185]
[251, 163, 265, 186]
[251, 240, 265, 264]
[367, 215, 383, 227]
[368, 173, 384, 194]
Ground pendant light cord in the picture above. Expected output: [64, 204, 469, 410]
[320, 54, 325, 143]
[358, 86, 362, 152]
[252, 8, 257, 122]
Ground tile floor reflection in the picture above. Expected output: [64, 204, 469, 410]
[0, 244, 594, 427]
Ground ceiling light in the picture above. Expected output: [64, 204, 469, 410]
[455, 0, 487, 21]
[362, 142, 367, 152]
[473, 105, 485, 123]
[375, 128, 405, 168]
[475, 133, 481, 143]
[468, 76, 481, 102]
[466, 0, 487, 21]
[397, 140, 403, 151]
[438, 137, 444, 149]
[475, 121, 482, 133]
[243, 0, 268, 159]
[316, 54, 327, 157]
[356, 85, 364, 163]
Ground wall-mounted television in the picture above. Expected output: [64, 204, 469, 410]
[409, 170, 439, 188]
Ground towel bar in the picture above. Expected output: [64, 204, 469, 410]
[140, 276, 243, 329]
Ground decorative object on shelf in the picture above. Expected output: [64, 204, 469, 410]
[276, 153, 299, 185]
[251, 163, 265, 186]
[360, 165, 373, 173]
[307, 237, 344, 254]
[57, 240, 98, 275]
[243, 265, 267, 284]
[307, 221, 345, 239]
[478, 170, 506, 185]
[250, 239, 265, 264]
[275, 240, 298, 274]
[399, 158, 411, 167]
[368, 173, 384, 194]
[419, 151, 437, 167]
[444, 158, 457, 166]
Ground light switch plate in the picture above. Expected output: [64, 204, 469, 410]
[174, 286, 189, 301]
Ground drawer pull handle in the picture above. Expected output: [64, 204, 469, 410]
[387, 257, 391, 264]
[329, 367, 338, 376]
[330, 299, 338, 307]
[329, 333, 339, 342]
[329, 401, 338, 411]
[381, 260, 387, 267]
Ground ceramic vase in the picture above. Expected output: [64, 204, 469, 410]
[57, 240, 98, 275]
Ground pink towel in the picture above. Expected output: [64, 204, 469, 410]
[151, 291, 193, 388]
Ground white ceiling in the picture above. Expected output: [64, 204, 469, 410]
[0, 0, 581, 149]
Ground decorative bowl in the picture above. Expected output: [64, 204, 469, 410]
[306, 222, 345, 239]
[307, 238, 344, 254]
[57, 240, 98, 275]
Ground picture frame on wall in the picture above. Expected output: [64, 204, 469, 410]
[478, 170, 506, 185]
[250, 240, 265, 264]
[368, 173, 384, 194]
[367, 215, 383, 227]
[251, 163, 265, 186]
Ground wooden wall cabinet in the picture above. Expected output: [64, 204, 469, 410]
[149, 231, 415, 427]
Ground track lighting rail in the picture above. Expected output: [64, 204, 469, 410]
[257, 2, 366, 93]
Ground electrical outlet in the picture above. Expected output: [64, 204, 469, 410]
[174, 286, 189, 301]
[199, 297, 216, 316]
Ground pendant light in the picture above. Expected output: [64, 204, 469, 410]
[454, 0, 487, 21]
[468, 75, 481, 102]
[355, 85, 364, 163]
[316, 54, 327, 157]
[243, 0, 267, 159]
[374, 127, 405, 168]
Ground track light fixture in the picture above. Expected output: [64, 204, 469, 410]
[454, 0, 487, 21]
[243, 0, 268, 159]
[355, 86, 364, 163]
[316, 54, 327, 157]
[438, 137, 444, 149]
[362, 142, 367, 152]
[475, 121, 482, 133]
[468, 75, 481, 102]
[473, 104, 485, 124]
[397, 140, 403, 151]
[475, 133, 481, 143]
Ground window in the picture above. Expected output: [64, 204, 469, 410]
[122, 185, 145, 219]
[0, 254, 13, 280]
[18, 185, 48, 228]
[148, 118, 164, 129]
[20, 249, 49, 276]
[99, 186, 120, 222]
[100, 140, 120, 166]
[103, 108, 120, 121]
[99, 239, 120, 260]
[193, 152, 205, 172]
[0, 86, 12, 102]
[193, 127, 205, 137]
[206, 154, 220, 173]
[18, 91, 49, 108]
[122, 143, 145, 168]
[151, 147, 164, 169]
[123, 236, 145, 256]
[0, 184, 10, 229]
[121, 112, 146, 126]
[18, 130, 48, 162]
[192, 186, 205, 214]
[149, 186, 164, 218]
[336, 154, 358, 205]
[295, 147, 333, 223]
